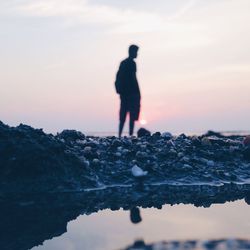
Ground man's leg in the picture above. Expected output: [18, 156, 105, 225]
[119, 97, 127, 137]
[129, 118, 135, 136]
[119, 120, 125, 138]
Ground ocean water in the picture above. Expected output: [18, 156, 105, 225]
[86, 130, 250, 137]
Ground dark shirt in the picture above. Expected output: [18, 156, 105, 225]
[116, 58, 140, 97]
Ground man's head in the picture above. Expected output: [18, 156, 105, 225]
[128, 44, 139, 59]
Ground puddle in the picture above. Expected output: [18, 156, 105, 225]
[32, 200, 250, 250]
[1, 184, 250, 250]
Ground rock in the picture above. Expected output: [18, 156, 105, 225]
[204, 130, 225, 138]
[57, 130, 85, 141]
[140, 144, 147, 150]
[167, 140, 175, 147]
[183, 164, 193, 171]
[137, 128, 151, 137]
[83, 160, 90, 167]
[131, 160, 137, 165]
[201, 137, 211, 146]
[200, 158, 215, 167]
[208, 137, 228, 146]
[92, 159, 100, 165]
[169, 148, 177, 156]
[76, 139, 86, 145]
[243, 136, 250, 146]
[177, 133, 187, 140]
[177, 152, 184, 158]
[115, 152, 122, 157]
[122, 149, 129, 154]
[131, 165, 148, 177]
[161, 132, 173, 139]
[191, 136, 201, 146]
[181, 156, 190, 163]
[136, 151, 147, 159]
[112, 139, 122, 148]
[152, 132, 161, 137]
[207, 160, 215, 167]
[77, 156, 86, 163]
[83, 146, 92, 153]
[229, 146, 239, 152]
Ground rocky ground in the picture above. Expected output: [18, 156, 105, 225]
[1, 121, 250, 250]
[1, 121, 250, 193]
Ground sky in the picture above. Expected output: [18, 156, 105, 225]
[0, 0, 250, 134]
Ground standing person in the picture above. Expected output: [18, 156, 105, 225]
[115, 45, 141, 137]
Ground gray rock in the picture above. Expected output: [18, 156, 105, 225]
[137, 128, 151, 137]
[162, 132, 173, 139]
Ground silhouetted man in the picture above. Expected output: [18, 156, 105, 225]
[115, 45, 141, 137]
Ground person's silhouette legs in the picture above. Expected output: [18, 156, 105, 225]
[119, 120, 125, 138]
[119, 96, 128, 137]
[129, 118, 135, 136]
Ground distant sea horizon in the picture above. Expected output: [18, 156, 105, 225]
[85, 130, 250, 137]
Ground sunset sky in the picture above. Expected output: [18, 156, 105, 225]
[1, 0, 250, 134]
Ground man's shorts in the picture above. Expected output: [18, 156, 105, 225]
[120, 95, 140, 122]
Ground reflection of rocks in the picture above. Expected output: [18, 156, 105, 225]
[1, 183, 250, 250]
[123, 239, 250, 250]
[1, 121, 250, 194]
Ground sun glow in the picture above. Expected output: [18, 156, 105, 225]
[140, 119, 147, 125]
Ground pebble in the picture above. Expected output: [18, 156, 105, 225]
[167, 140, 175, 147]
[201, 137, 211, 146]
[136, 151, 147, 159]
[78, 156, 86, 163]
[243, 136, 250, 146]
[92, 159, 100, 165]
[131, 165, 148, 177]
[206, 160, 215, 167]
[169, 148, 177, 156]
[178, 152, 184, 158]
[162, 132, 173, 139]
[83, 160, 90, 168]
[181, 156, 190, 163]
[76, 139, 86, 145]
[183, 164, 193, 170]
[83, 146, 92, 153]
[115, 152, 122, 157]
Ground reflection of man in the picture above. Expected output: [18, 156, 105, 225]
[115, 45, 141, 137]
[130, 207, 142, 224]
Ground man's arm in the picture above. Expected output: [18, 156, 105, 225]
[115, 61, 125, 94]
[133, 62, 141, 97]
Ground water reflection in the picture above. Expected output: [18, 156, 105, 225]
[1, 183, 250, 250]
[123, 239, 250, 250]
[130, 207, 142, 224]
